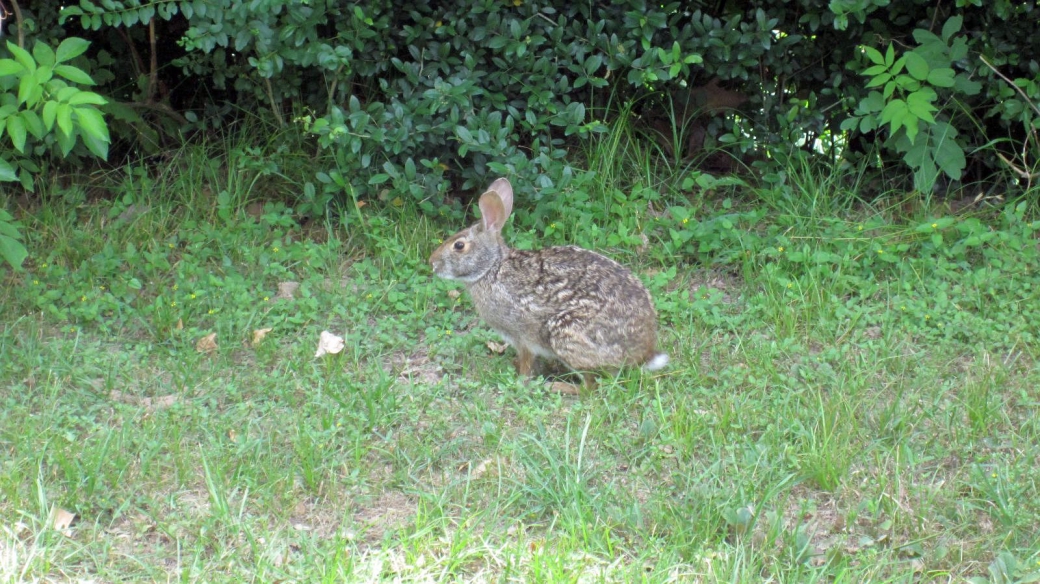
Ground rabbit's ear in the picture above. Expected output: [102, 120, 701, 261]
[486, 178, 513, 219]
[478, 190, 508, 232]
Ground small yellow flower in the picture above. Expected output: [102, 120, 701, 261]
[931, 223, 938, 229]
[33, 280, 39, 285]
[99, 285, 106, 291]
[366, 293, 373, 299]
[777, 246, 784, 253]
[435, 20, 443, 27]
[81, 295, 86, 302]
[171, 301, 177, 307]
[173, 284, 178, 291]
[190, 293, 197, 299]
[273, 247, 280, 253]
[208, 309, 216, 315]
[168, 243, 175, 249]
[786, 282, 792, 288]
[41, 263, 48, 268]
[682, 218, 689, 225]
[877, 249, 884, 254]
[924, 314, 930, 320]
[857, 225, 863, 231]
[991, 472, 997, 478]
[900, 305, 906, 311]
[445, 329, 452, 335]
[263, 296, 270, 302]
[550, 223, 556, 228]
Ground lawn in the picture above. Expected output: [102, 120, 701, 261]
[2, 153, 1040, 582]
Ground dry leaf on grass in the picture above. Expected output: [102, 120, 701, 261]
[175, 318, 183, 330]
[447, 289, 461, 300]
[52, 508, 75, 537]
[245, 201, 265, 218]
[110, 390, 179, 411]
[252, 328, 273, 346]
[486, 341, 508, 354]
[116, 203, 151, 223]
[196, 332, 218, 353]
[470, 457, 499, 479]
[314, 331, 345, 358]
[550, 381, 581, 395]
[275, 281, 300, 300]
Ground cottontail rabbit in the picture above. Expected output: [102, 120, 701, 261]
[429, 178, 668, 388]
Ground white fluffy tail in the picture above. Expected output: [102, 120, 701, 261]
[643, 353, 670, 371]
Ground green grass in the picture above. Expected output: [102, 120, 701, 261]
[3, 134, 1040, 582]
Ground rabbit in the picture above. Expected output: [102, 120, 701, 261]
[429, 177, 668, 389]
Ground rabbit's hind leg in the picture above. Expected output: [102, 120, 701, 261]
[514, 346, 536, 377]
[549, 326, 622, 373]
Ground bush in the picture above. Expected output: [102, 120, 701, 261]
[0, 38, 110, 191]
[1, 0, 1035, 210]
[0, 36, 110, 269]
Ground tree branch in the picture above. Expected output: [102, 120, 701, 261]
[8, 0, 25, 48]
[148, 16, 158, 103]
[263, 76, 285, 127]
[980, 55, 1040, 119]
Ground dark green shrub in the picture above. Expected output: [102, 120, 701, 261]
[0, 0, 1034, 209]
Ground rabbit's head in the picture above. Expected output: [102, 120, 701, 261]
[429, 178, 514, 283]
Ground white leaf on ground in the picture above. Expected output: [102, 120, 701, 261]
[486, 341, 508, 354]
[315, 331, 345, 357]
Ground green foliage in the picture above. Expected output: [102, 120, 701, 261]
[0, 37, 110, 269]
[843, 16, 982, 193]
[0, 38, 110, 190]
[2, 0, 1036, 215]
[0, 208, 28, 270]
[289, 1, 718, 210]
[969, 551, 1040, 584]
[26, 201, 338, 338]
[663, 168, 1040, 351]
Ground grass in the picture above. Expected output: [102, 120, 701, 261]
[2, 132, 1040, 582]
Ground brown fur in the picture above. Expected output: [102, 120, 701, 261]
[429, 178, 665, 388]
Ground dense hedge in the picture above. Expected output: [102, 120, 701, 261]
[2, 0, 1039, 205]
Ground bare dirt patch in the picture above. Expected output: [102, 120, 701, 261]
[391, 347, 445, 386]
[352, 490, 416, 547]
[688, 267, 744, 306]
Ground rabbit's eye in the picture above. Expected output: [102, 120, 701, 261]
[453, 240, 466, 252]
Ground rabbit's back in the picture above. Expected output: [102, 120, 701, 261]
[467, 245, 659, 370]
